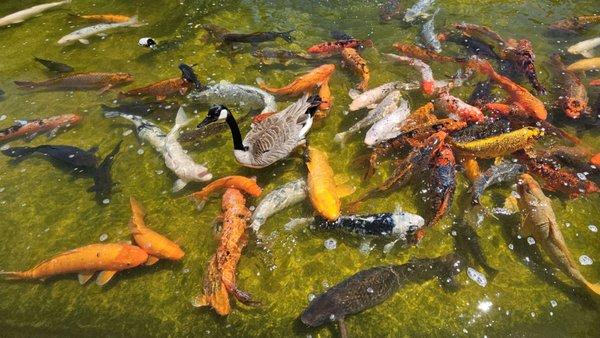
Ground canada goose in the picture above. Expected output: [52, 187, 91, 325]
[197, 93, 321, 168]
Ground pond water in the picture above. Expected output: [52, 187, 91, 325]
[0, 0, 598, 336]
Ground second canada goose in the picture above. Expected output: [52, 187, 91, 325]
[197, 93, 321, 168]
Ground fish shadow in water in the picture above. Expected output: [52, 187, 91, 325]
[6, 156, 95, 181]
[100, 260, 185, 292]
[496, 214, 596, 309]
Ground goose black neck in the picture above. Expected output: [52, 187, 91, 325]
[225, 113, 246, 151]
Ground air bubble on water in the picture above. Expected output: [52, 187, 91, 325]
[329, 314, 336, 321]
[467, 267, 487, 287]
[0, 187, 4, 193]
[102, 198, 110, 204]
[307, 293, 316, 302]
[579, 255, 593, 265]
[99, 234, 108, 241]
[508, 243, 514, 250]
[122, 129, 133, 136]
[155, 170, 164, 175]
[527, 237, 536, 245]
[565, 222, 571, 228]
[322, 281, 329, 288]
[588, 225, 598, 233]
[248, 205, 255, 211]
[137, 148, 144, 155]
[477, 300, 492, 312]
[450, 230, 457, 236]
[366, 287, 374, 294]
[530, 312, 536, 318]
[550, 300, 557, 308]
[324, 238, 337, 250]
[576, 173, 586, 180]
[183, 268, 190, 274]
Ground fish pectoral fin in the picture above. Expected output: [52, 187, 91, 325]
[333, 173, 350, 186]
[145, 255, 160, 266]
[78, 38, 90, 45]
[156, 95, 167, 101]
[172, 179, 188, 193]
[98, 85, 112, 94]
[96, 270, 118, 286]
[366, 103, 378, 109]
[78, 272, 95, 285]
[335, 184, 356, 198]
[337, 318, 349, 338]
[191, 294, 209, 308]
[580, 50, 595, 58]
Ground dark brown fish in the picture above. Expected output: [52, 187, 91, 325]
[549, 54, 588, 119]
[501, 39, 546, 95]
[34, 57, 74, 73]
[393, 43, 460, 63]
[89, 141, 122, 205]
[470, 162, 524, 205]
[300, 253, 464, 338]
[549, 14, 600, 34]
[222, 30, 294, 44]
[250, 49, 313, 64]
[14, 72, 133, 92]
[449, 117, 511, 143]
[426, 144, 456, 228]
[452, 219, 498, 277]
[120, 78, 191, 101]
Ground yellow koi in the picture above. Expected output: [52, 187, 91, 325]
[451, 127, 543, 159]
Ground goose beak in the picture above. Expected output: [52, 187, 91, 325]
[197, 117, 214, 129]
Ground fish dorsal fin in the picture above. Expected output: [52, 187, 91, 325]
[145, 255, 160, 266]
[129, 196, 146, 231]
[79, 39, 90, 45]
[78, 272, 95, 285]
[96, 270, 118, 286]
[335, 184, 356, 198]
[580, 50, 595, 58]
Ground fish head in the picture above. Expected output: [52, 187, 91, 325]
[563, 98, 587, 119]
[115, 73, 135, 83]
[516, 173, 544, 207]
[318, 64, 336, 78]
[300, 294, 341, 327]
[198, 105, 230, 129]
[116, 244, 150, 268]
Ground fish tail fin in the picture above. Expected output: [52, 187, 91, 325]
[334, 132, 348, 146]
[255, 77, 265, 87]
[174, 107, 191, 128]
[13, 81, 38, 90]
[280, 30, 295, 43]
[128, 15, 144, 27]
[0, 271, 24, 280]
[584, 281, 600, 298]
[1, 146, 37, 158]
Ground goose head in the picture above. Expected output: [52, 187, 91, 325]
[197, 105, 230, 129]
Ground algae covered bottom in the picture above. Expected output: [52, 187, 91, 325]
[0, 0, 599, 336]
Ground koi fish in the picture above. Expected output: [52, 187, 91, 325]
[451, 219, 498, 277]
[501, 39, 546, 95]
[301, 253, 464, 338]
[421, 9, 442, 52]
[404, 0, 436, 23]
[74, 14, 132, 23]
[2, 144, 98, 169]
[426, 144, 456, 228]
[385, 54, 435, 95]
[129, 197, 184, 265]
[222, 30, 294, 44]
[0, 243, 148, 286]
[0, 114, 80, 143]
[192, 188, 258, 315]
[451, 127, 543, 159]
[348, 81, 420, 111]
[435, 91, 485, 123]
[335, 90, 402, 145]
[452, 22, 505, 45]
[190, 80, 277, 115]
[590, 79, 600, 86]
[549, 14, 600, 34]
[567, 37, 600, 58]
[0, 0, 71, 27]
[461, 156, 481, 183]
[549, 54, 588, 119]
[516, 174, 600, 298]
[316, 80, 333, 118]
[15, 72, 133, 92]
[379, 0, 403, 22]
[450, 117, 510, 143]
[341, 48, 370, 91]
[470, 162, 524, 205]
[189, 176, 262, 209]
[251, 49, 313, 64]
[306, 146, 355, 221]
[250, 178, 307, 233]
[467, 58, 547, 120]
[121, 78, 191, 101]
[517, 152, 599, 198]
[566, 57, 600, 72]
[307, 39, 373, 55]
[393, 43, 458, 63]
[364, 98, 410, 146]
[34, 57, 73, 73]
[257, 64, 335, 97]
[58, 16, 142, 45]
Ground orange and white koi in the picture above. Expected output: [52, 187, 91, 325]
[189, 176, 262, 208]
[386, 54, 435, 95]
[76, 14, 132, 23]
[307, 39, 373, 55]
[435, 91, 485, 123]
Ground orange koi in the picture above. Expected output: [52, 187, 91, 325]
[0, 243, 148, 286]
[590, 79, 600, 86]
[189, 176, 262, 207]
[14, 72, 133, 93]
[193, 188, 258, 316]
[257, 64, 336, 97]
[120, 77, 191, 101]
[316, 79, 333, 118]
[341, 48, 370, 91]
[467, 58, 547, 120]
[129, 197, 185, 265]
[436, 91, 484, 123]
[77, 14, 132, 23]
[393, 43, 459, 63]
[0, 113, 80, 143]
[307, 39, 373, 55]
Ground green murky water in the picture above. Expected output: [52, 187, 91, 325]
[0, 0, 599, 336]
